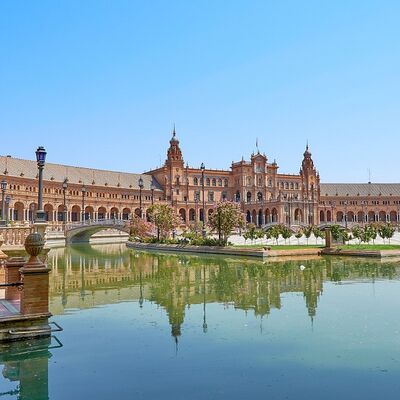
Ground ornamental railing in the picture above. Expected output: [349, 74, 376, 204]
[0, 227, 34, 247]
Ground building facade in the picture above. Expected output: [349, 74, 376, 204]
[1, 130, 400, 227]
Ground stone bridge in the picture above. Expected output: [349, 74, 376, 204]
[65, 219, 130, 243]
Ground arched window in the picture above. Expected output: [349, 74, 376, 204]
[206, 178, 210, 186]
[247, 192, 252, 203]
[224, 179, 228, 187]
[212, 178, 216, 186]
[194, 177, 198, 185]
[218, 179, 222, 187]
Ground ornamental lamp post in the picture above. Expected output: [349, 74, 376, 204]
[30, 203, 35, 224]
[200, 163, 206, 238]
[62, 179, 68, 226]
[1, 179, 6, 224]
[150, 181, 155, 205]
[35, 146, 47, 222]
[138, 177, 144, 219]
[5, 195, 11, 225]
[81, 186, 86, 222]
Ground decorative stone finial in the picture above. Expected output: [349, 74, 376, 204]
[24, 232, 44, 265]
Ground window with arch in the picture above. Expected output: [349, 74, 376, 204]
[212, 178, 216, 186]
[290, 182, 294, 189]
[224, 179, 228, 187]
[218, 178, 222, 187]
[206, 178, 210, 186]
[208, 191, 214, 202]
[193, 177, 198, 185]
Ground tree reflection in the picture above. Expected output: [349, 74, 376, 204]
[48, 245, 399, 339]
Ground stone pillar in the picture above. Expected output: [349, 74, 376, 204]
[19, 233, 51, 316]
[4, 257, 24, 301]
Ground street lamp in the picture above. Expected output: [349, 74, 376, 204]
[1, 179, 6, 225]
[5, 195, 11, 225]
[62, 178, 68, 226]
[35, 146, 47, 222]
[81, 186, 86, 222]
[138, 177, 144, 218]
[150, 181, 155, 205]
[288, 194, 292, 228]
[30, 203, 35, 224]
[200, 163, 206, 237]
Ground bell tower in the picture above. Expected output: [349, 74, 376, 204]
[166, 127, 184, 168]
[165, 127, 184, 203]
[300, 143, 320, 224]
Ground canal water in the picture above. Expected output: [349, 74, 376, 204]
[1, 244, 400, 399]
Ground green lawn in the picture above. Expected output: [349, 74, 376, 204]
[232, 244, 400, 251]
[338, 244, 400, 250]
[231, 244, 324, 250]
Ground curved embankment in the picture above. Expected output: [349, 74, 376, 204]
[126, 242, 321, 258]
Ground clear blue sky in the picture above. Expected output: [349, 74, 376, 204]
[1, 1, 399, 182]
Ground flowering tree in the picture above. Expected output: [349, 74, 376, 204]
[208, 201, 245, 245]
[147, 203, 180, 240]
[129, 216, 154, 240]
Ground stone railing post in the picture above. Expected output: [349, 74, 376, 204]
[4, 257, 24, 301]
[19, 233, 51, 316]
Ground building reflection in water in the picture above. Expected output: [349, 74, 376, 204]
[48, 244, 400, 341]
[0, 336, 62, 400]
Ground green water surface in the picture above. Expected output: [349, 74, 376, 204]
[1, 244, 400, 399]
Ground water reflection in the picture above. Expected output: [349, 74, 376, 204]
[0, 336, 61, 400]
[48, 244, 400, 342]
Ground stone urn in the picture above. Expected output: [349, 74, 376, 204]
[24, 232, 45, 265]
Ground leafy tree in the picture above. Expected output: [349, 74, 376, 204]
[129, 216, 154, 240]
[303, 225, 313, 245]
[312, 227, 323, 244]
[281, 226, 292, 244]
[352, 226, 362, 244]
[269, 225, 282, 245]
[330, 224, 345, 242]
[208, 201, 245, 245]
[366, 223, 378, 244]
[378, 223, 395, 244]
[243, 223, 264, 245]
[147, 204, 180, 241]
[295, 229, 303, 245]
[264, 229, 272, 245]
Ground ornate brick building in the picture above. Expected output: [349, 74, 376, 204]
[1, 129, 400, 227]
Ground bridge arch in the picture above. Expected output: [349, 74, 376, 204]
[66, 219, 130, 243]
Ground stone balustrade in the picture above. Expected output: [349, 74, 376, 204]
[0, 227, 34, 247]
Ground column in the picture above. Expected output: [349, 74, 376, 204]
[10, 207, 14, 221]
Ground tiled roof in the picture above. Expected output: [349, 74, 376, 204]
[320, 183, 400, 197]
[0, 155, 162, 191]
